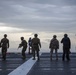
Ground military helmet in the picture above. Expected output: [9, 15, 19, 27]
[53, 35, 57, 38]
[64, 34, 68, 37]
[21, 37, 24, 40]
[4, 34, 7, 37]
[34, 34, 38, 37]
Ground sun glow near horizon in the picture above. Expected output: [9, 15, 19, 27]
[0, 24, 76, 52]
[0, 26, 25, 33]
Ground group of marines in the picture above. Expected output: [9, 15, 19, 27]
[0, 33, 71, 61]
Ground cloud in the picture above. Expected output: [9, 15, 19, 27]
[0, 0, 76, 33]
[1, 0, 76, 52]
[0, 22, 6, 26]
[0, 26, 25, 33]
[0, 22, 25, 33]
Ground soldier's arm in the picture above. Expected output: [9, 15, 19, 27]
[1, 39, 3, 46]
[18, 44, 22, 48]
[18, 41, 23, 49]
[39, 39, 41, 48]
[25, 41, 27, 48]
[61, 38, 63, 43]
[8, 40, 9, 48]
[57, 40, 59, 49]
[69, 38, 71, 49]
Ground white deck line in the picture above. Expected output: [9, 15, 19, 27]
[8, 53, 42, 75]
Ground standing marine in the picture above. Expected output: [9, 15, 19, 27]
[61, 34, 71, 61]
[1, 34, 9, 60]
[28, 37, 32, 54]
[32, 34, 41, 60]
[49, 35, 59, 60]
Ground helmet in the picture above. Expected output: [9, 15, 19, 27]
[21, 37, 24, 40]
[4, 34, 7, 37]
[34, 34, 38, 37]
[29, 37, 31, 39]
[53, 35, 57, 38]
[64, 34, 68, 37]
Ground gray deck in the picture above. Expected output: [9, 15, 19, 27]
[0, 53, 32, 75]
[27, 53, 76, 75]
[0, 53, 76, 75]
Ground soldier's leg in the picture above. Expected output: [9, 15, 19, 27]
[1, 48, 4, 59]
[37, 50, 39, 60]
[22, 48, 26, 59]
[4, 48, 7, 60]
[2, 47, 7, 60]
[66, 49, 70, 61]
[55, 49, 58, 60]
[33, 50, 35, 60]
[62, 48, 65, 61]
[50, 49, 53, 60]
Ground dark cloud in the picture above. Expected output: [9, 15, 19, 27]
[0, 0, 76, 33]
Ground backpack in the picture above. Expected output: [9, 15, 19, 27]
[50, 39, 58, 49]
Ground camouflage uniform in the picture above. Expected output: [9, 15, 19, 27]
[18, 37, 27, 59]
[49, 35, 59, 60]
[32, 35, 41, 60]
[1, 35, 9, 60]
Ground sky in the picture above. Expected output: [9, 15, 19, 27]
[0, 0, 76, 52]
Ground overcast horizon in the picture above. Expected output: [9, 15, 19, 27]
[0, 0, 76, 52]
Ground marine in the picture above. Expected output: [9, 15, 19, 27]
[32, 34, 41, 60]
[1, 34, 9, 60]
[18, 37, 27, 59]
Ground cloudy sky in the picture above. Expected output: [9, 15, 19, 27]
[0, 0, 76, 52]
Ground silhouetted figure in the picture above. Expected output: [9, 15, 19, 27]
[18, 37, 27, 60]
[32, 34, 41, 60]
[0, 42, 1, 47]
[49, 35, 59, 60]
[1, 34, 9, 60]
[61, 34, 71, 61]
[28, 37, 32, 54]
